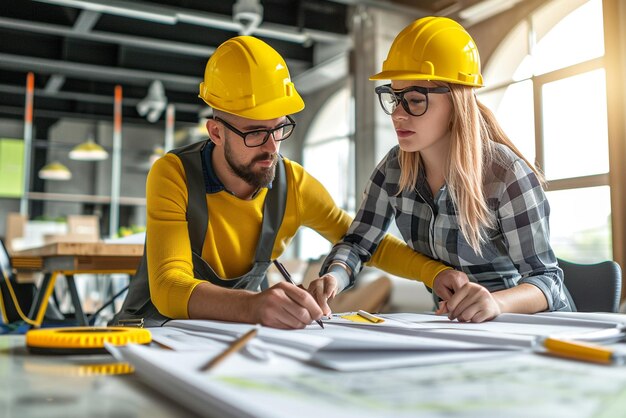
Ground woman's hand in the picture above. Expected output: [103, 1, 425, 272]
[438, 282, 502, 323]
[433, 270, 501, 322]
[432, 269, 470, 300]
[307, 274, 339, 316]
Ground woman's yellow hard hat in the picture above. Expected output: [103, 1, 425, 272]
[199, 36, 305, 120]
[371, 16, 483, 87]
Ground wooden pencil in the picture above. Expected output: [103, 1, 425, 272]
[199, 326, 259, 372]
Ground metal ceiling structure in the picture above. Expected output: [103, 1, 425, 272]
[0, 0, 509, 126]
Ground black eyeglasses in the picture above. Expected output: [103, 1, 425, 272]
[374, 84, 450, 117]
[213, 115, 296, 148]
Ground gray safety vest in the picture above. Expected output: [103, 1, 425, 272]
[112, 140, 287, 327]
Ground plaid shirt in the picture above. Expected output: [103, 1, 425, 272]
[323, 143, 571, 311]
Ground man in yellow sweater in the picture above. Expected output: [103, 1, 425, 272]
[114, 36, 467, 329]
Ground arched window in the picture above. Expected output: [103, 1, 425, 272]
[479, 0, 611, 263]
[299, 87, 354, 260]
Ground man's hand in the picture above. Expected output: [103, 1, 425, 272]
[307, 274, 339, 316]
[252, 282, 323, 329]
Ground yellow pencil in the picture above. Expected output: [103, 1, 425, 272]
[200, 326, 259, 372]
[542, 337, 615, 365]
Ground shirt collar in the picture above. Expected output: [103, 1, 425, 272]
[201, 141, 226, 194]
[201, 141, 273, 196]
[415, 156, 428, 190]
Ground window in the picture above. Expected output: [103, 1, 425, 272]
[478, 0, 612, 263]
[299, 87, 355, 260]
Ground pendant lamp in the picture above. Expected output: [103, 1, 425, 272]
[69, 135, 108, 161]
[38, 161, 72, 181]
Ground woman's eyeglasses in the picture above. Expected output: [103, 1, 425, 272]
[374, 84, 450, 117]
[214, 115, 296, 148]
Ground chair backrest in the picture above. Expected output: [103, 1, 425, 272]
[300, 256, 392, 313]
[0, 238, 13, 281]
[0, 238, 38, 324]
[559, 258, 622, 312]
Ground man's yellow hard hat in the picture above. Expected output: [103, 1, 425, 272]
[199, 36, 305, 120]
[370, 16, 483, 87]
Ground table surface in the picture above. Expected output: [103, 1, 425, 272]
[0, 335, 197, 418]
[9, 242, 145, 327]
[12, 242, 144, 258]
[11, 242, 144, 274]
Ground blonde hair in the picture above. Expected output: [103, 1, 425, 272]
[396, 83, 544, 253]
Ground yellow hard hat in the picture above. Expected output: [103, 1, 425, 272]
[370, 16, 483, 87]
[199, 36, 305, 120]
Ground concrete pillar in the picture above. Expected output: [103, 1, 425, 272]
[349, 7, 413, 206]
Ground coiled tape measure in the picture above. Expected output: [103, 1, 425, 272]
[26, 327, 152, 355]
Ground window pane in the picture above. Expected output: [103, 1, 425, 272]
[301, 139, 352, 260]
[532, 0, 604, 75]
[306, 88, 351, 144]
[298, 228, 332, 261]
[542, 69, 609, 180]
[478, 80, 535, 163]
[300, 87, 354, 260]
[304, 138, 351, 209]
[547, 186, 612, 263]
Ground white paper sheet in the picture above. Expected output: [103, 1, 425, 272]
[110, 342, 626, 418]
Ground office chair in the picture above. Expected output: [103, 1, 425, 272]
[559, 258, 622, 313]
[0, 239, 35, 324]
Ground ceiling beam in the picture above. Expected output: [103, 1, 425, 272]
[0, 52, 200, 91]
[0, 83, 202, 114]
[326, 0, 430, 17]
[0, 16, 312, 71]
[73, 9, 101, 33]
[0, 104, 197, 124]
[33, 0, 350, 45]
[0, 17, 216, 57]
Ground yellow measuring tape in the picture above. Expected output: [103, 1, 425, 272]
[26, 326, 152, 355]
[24, 361, 135, 376]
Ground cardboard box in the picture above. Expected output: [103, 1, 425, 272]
[4, 212, 27, 254]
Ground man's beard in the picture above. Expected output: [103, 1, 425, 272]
[224, 140, 277, 189]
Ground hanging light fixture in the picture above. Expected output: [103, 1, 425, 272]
[69, 134, 108, 161]
[137, 80, 167, 123]
[38, 161, 72, 181]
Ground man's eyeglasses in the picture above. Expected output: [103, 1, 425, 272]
[214, 115, 296, 148]
[374, 84, 450, 117]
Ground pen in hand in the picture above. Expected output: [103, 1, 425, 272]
[272, 260, 324, 329]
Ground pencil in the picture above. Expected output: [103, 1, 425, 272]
[199, 326, 259, 372]
[272, 260, 324, 329]
[542, 337, 615, 365]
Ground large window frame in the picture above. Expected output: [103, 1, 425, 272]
[478, 0, 618, 264]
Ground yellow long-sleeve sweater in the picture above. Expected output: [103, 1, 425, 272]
[146, 151, 450, 319]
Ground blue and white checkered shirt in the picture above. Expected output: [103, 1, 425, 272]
[322, 143, 571, 311]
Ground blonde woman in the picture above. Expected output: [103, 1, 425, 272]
[310, 17, 571, 322]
